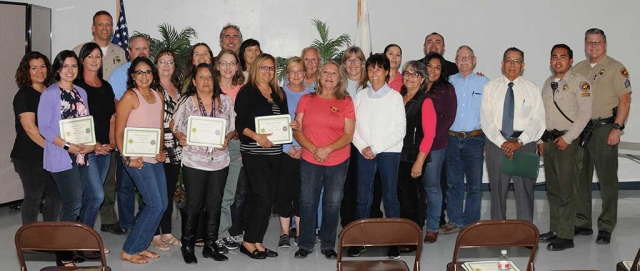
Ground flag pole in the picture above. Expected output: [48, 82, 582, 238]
[357, 0, 362, 25]
[115, 0, 120, 20]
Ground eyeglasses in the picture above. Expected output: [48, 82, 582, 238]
[586, 41, 605, 47]
[503, 58, 523, 65]
[218, 61, 237, 68]
[259, 66, 275, 72]
[134, 70, 153, 76]
[456, 55, 474, 60]
[288, 70, 305, 75]
[402, 71, 422, 78]
[157, 60, 175, 66]
[345, 59, 362, 65]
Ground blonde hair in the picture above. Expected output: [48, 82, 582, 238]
[313, 61, 348, 100]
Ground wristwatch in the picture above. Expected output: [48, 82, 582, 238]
[63, 142, 71, 151]
[612, 123, 625, 131]
[517, 138, 524, 146]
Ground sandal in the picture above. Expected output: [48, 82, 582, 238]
[104, 248, 110, 254]
[138, 250, 160, 259]
[56, 259, 76, 267]
[195, 239, 205, 247]
[151, 239, 170, 251]
[121, 252, 149, 264]
[161, 234, 182, 246]
[399, 245, 417, 253]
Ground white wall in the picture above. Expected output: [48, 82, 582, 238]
[9, 0, 640, 143]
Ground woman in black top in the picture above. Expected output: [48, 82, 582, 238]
[11, 51, 61, 225]
[74, 43, 116, 257]
[235, 54, 288, 259]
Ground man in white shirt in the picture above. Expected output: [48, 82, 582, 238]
[73, 10, 126, 80]
[480, 47, 545, 222]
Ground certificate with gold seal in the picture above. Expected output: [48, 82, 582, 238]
[123, 127, 161, 157]
[186, 116, 227, 148]
[254, 114, 292, 145]
[58, 115, 96, 145]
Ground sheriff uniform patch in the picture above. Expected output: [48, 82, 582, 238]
[621, 67, 629, 78]
[580, 81, 591, 92]
[563, 83, 569, 91]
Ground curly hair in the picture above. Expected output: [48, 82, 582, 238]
[15, 51, 52, 88]
[126, 57, 160, 90]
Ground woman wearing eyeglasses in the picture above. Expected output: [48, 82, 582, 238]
[397, 60, 436, 253]
[173, 63, 236, 264]
[115, 57, 168, 264]
[234, 54, 289, 259]
[421, 53, 457, 244]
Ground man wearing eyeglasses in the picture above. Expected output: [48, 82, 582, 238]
[418, 32, 458, 78]
[480, 47, 545, 223]
[538, 44, 592, 251]
[441, 46, 489, 235]
[572, 28, 632, 245]
[74, 10, 126, 80]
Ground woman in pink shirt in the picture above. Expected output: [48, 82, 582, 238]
[385, 44, 403, 92]
[292, 61, 355, 259]
[116, 57, 167, 264]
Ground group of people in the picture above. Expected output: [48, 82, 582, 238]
[10, 8, 631, 267]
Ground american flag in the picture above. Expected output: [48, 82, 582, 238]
[111, 0, 130, 61]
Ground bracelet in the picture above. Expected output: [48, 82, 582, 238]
[122, 156, 131, 167]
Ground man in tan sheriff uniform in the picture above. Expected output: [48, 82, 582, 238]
[537, 44, 592, 251]
[572, 28, 632, 245]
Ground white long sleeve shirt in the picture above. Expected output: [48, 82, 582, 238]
[480, 76, 545, 146]
[352, 84, 406, 154]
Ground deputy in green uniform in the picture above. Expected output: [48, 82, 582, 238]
[537, 44, 592, 251]
[573, 28, 632, 245]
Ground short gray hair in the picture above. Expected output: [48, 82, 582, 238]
[127, 34, 148, 49]
[219, 24, 243, 41]
[585, 28, 606, 42]
[456, 45, 475, 56]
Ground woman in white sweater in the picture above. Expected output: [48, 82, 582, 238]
[349, 53, 406, 258]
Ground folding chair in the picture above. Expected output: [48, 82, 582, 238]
[447, 220, 539, 271]
[15, 222, 110, 271]
[617, 247, 640, 271]
[337, 218, 422, 271]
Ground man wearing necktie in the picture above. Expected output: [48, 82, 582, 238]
[480, 47, 545, 222]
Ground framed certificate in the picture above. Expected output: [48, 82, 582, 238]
[462, 261, 520, 271]
[58, 115, 96, 145]
[186, 116, 227, 147]
[123, 127, 161, 157]
[255, 114, 292, 145]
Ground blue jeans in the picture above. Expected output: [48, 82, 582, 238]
[80, 153, 111, 227]
[446, 135, 485, 227]
[122, 162, 167, 254]
[423, 148, 446, 232]
[298, 159, 349, 251]
[115, 152, 136, 230]
[356, 152, 400, 219]
[50, 164, 87, 222]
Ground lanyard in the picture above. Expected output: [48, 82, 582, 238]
[196, 94, 215, 117]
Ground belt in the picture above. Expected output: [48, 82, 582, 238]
[541, 130, 567, 142]
[448, 129, 483, 138]
[590, 117, 614, 126]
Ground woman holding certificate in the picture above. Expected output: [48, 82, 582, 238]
[234, 54, 289, 259]
[115, 57, 168, 264]
[37, 50, 94, 266]
[292, 61, 355, 259]
[74, 43, 116, 252]
[172, 63, 235, 264]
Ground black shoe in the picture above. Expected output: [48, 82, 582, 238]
[181, 246, 198, 264]
[347, 246, 366, 257]
[240, 245, 266, 260]
[214, 239, 229, 254]
[574, 226, 593, 236]
[261, 248, 278, 258]
[203, 245, 229, 261]
[100, 224, 126, 235]
[547, 238, 574, 251]
[539, 231, 557, 242]
[321, 249, 337, 259]
[387, 246, 400, 260]
[596, 230, 611, 244]
[290, 228, 297, 238]
[294, 249, 311, 259]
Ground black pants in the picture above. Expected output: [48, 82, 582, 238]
[275, 153, 300, 217]
[241, 152, 281, 243]
[13, 159, 61, 224]
[398, 161, 426, 228]
[182, 166, 229, 243]
[228, 166, 250, 237]
[156, 163, 180, 235]
[340, 145, 359, 227]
